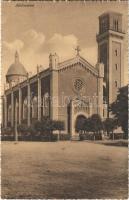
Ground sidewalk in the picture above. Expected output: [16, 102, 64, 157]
[93, 139, 128, 147]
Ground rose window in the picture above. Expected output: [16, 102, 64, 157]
[74, 79, 84, 92]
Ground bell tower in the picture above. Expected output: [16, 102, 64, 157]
[96, 12, 125, 116]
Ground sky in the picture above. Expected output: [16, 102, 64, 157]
[2, 1, 128, 88]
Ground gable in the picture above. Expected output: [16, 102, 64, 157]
[58, 62, 98, 99]
[58, 55, 98, 77]
[58, 61, 98, 119]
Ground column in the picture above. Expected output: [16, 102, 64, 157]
[37, 72, 41, 121]
[103, 103, 108, 119]
[11, 90, 14, 127]
[97, 78, 103, 118]
[109, 38, 112, 105]
[50, 70, 59, 120]
[89, 102, 92, 116]
[120, 41, 124, 87]
[15, 99, 18, 141]
[97, 63, 104, 119]
[70, 100, 74, 137]
[4, 95, 7, 128]
[19, 87, 22, 124]
[1, 97, 3, 127]
[27, 81, 31, 126]
[49, 53, 59, 120]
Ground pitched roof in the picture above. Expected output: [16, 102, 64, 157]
[58, 55, 98, 76]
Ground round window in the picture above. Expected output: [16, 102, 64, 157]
[74, 78, 84, 92]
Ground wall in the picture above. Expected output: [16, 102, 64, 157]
[111, 41, 121, 102]
[58, 63, 98, 133]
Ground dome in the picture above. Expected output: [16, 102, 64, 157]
[6, 51, 27, 83]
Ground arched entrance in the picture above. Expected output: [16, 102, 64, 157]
[75, 115, 87, 133]
[69, 98, 90, 138]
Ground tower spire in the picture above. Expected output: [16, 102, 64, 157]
[15, 50, 19, 63]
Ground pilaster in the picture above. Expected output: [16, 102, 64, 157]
[37, 66, 41, 121]
[70, 100, 74, 136]
[4, 95, 7, 128]
[11, 89, 14, 127]
[19, 86, 22, 124]
[108, 37, 113, 104]
[89, 102, 93, 116]
[15, 99, 18, 141]
[120, 41, 124, 87]
[97, 77, 103, 119]
[97, 63, 104, 119]
[27, 79, 31, 126]
[50, 70, 59, 120]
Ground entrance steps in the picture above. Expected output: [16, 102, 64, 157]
[71, 134, 80, 141]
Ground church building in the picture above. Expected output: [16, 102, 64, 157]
[2, 12, 125, 137]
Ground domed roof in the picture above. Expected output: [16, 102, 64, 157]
[6, 51, 27, 77]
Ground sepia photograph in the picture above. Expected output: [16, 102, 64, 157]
[1, 1, 128, 199]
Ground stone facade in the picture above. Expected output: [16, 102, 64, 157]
[97, 12, 125, 117]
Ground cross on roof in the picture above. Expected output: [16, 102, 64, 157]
[75, 45, 81, 56]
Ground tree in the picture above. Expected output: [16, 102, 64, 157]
[28, 124, 37, 140]
[34, 120, 43, 134]
[103, 118, 117, 140]
[75, 115, 87, 133]
[52, 120, 65, 140]
[52, 120, 64, 132]
[17, 124, 28, 136]
[34, 117, 51, 139]
[43, 117, 53, 136]
[110, 85, 128, 138]
[33, 117, 53, 140]
[1, 126, 14, 136]
[89, 114, 103, 140]
[7, 122, 11, 127]
[83, 118, 91, 134]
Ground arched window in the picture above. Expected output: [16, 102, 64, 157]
[113, 20, 116, 30]
[115, 20, 117, 30]
[115, 81, 118, 87]
[115, 64, 118, 70]
[115, 49, 118, 56]
[23, 98, 28, 120]
[8, 105, 11, 123]
[103, 86, 107, 103]
[101, 19, 105, 32]
[43, 93, 49, 117]
[116, 20, 118, 31]
[114, 19, 118, 31]
[32, 96, 38, 119]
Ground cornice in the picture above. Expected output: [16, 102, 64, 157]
[58, 55, 98, 77]
[4, 55, 98, 95]
[96, 30, 125, 42]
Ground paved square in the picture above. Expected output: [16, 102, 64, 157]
[1, 141, 128, 199]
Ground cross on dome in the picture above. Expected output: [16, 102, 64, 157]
[15, 50, 19, 63]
